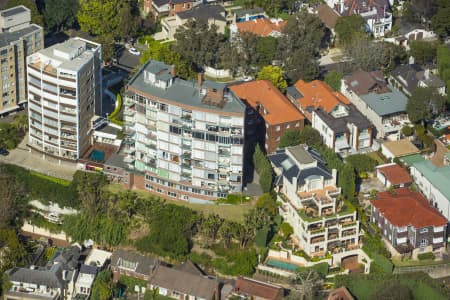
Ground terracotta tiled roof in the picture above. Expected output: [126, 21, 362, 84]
[236, 18, 286, 37]
[293, 80, 350, 113]
[229, 80, 305, 125]
[371, 188, 448, 228]
[234, 277, 283, 300]
[377, 164, 412, 186]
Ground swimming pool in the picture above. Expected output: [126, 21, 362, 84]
[266, 259, 301, 272]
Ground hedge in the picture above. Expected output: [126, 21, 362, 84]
[108, 93, 123, 125]
[417, 252, 435, 261]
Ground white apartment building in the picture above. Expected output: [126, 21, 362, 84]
[269, 145, 360, 257]
[124, 60, 246, 201]
[409, 158, 450, 221]
[27, 38, 102, 161]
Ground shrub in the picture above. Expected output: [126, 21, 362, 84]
[108, 93, 123, 124]
[402, 125, 413, 136]
[417, 252, 435, 261]
[255, 226, 270, 247]
[346, 154, 378, 173]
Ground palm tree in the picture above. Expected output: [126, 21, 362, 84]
[218, 220, 234, 249]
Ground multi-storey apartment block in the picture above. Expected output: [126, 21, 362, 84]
[230, 80, 305, 154]
[124, 60, 247, 201]
[0, 5, 43, 116]
[27, 37, 102, 161]
[371, 188, 447, 255]
[269, 145, 360, 257]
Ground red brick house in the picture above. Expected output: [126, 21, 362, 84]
[371, 188, 447, 255]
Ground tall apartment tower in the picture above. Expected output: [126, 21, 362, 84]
[124, 60, 246, 201]
[0, 5, 43, 116]
[27, 37, 102, 161]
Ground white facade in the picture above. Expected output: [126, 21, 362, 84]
[125, 60, 246, 201]
[27, 38, 102, 161]
[311, 108, 372, 153]
[74, 272, 95, 297]
[410, 164, 450, 221]
[271, 146, 360, 257]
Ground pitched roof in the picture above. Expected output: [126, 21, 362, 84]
[293, 80, 350, 113]
[359, 85, 409, 116]
[317, 4, 340, 28]
[236, 18, 286, 37]
[111, 249, 158, 275]
[269, 145, 333, 186]
[150, 265, 217, 299]
[328, 286, 355, 300]
[177, 4, 226, 22]
[314, 104, 372, 133]
[382, 140, 420, 157]
[411, 160, 450, 202]
[371, 188, 447, 228]
[229, 80, 304, 125]
[376, 163, 412, 186]
[7, 266, 64, 289]
[234, 277, 283, 300]
[344, 69, 390, 95]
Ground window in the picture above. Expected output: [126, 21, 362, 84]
[276, 126, 280, 131]
[419, 228, 428, 234]
[420, 239, 428, 247]
[168, 191, 176, 197]
[286, 124, 290, 129]
[207, 173, 215, 180]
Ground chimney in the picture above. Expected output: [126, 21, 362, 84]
[170, 65, 176, 77]
[197, 73, 203, 92]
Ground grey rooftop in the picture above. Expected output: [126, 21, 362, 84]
[128, 60, 246, 114]
[0, 24, 40, 48]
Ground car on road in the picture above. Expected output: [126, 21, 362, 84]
[0, 148, 9, 156]
[128, 48, 140, 56]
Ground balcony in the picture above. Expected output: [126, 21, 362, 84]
[124, 109, 135, 116]
[124, 156, 135, 163]
[181, 163, 192, 170]
[311, 236, 325, 244]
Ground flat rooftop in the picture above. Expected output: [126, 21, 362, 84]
[0, 24, 40, 48]
[360, 85, 408, 116]
[0, 5, 28, 18]
[128, 60, 246, 114]
[36, 38, 99, 72]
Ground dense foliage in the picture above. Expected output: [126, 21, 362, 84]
[136, 202, 198, 259]
[406, 87, 446, 123]
[0, 114, 28, 150]
[44, 0, 79, 32]
[90, 269, 113, 300]
[252, 144, 273, 192]
[345, 154, 379, 174]
[335, 15, 366, 47]
[256, 66, 287, 92]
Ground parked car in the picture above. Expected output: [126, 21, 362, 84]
[128, 48, 140, 56]
[0, 148, 9, 156]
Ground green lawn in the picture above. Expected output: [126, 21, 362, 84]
[108, 184, 252, 222]
[334, 273, 448, 300]
[392, 259, 449, 267]
[365, 151, 387, 165]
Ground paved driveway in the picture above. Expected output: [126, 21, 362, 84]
[0, 137, 77, 180]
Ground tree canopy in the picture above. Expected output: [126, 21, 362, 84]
[278, 12, 325, 82]
[257, 65, 287, 91]
[174, 19, 226, 71]
[44, 0, 78, 32]
[335, 15, 366, 48]
[140, 37, 195, 79]
[431, 0, 450, 38]
[409, 40, 439, 65]
[406, 87, 446, 123]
